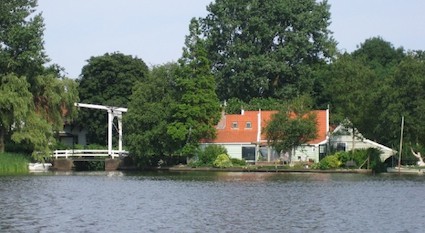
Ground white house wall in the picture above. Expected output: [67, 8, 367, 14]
[224, 144, 243, 160]
[200, 143, 246, 160]
[331, 134, 395, 162]
[294, 145, 319, 162]
[62, 125, 88, 146]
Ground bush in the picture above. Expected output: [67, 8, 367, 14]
[213, 154, 233, 168]
[366, 148, 385, 172]
[317, 155, 341, 170]
[231, 158, 247, 166]
[351, 149, 368, 167]
[196, 145, 228, 166]
[334, 151, 351, 165]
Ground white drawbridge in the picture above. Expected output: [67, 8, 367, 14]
[55, 103, 128, 159]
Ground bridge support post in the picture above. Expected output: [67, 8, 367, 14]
[105, 158, 122, 171]
[53, 159, 74, 171]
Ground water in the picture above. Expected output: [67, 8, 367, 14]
[1, 171, 425, 233]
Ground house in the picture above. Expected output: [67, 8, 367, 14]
[201, 109, 330, 163]
[57, 123, 87, 147]
[330, 123, 396, 162]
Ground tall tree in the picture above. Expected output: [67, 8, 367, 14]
[167, 18, 221, 156]
[0, 0, 46, 79]
[382, 56, 425, 147]
[352, 37, 405, 70]
[0, 0, 78, 158]
[125, 63, 178, 163]
[0, 74, 33, 153]
[77, 52, 149, 145]
[196, 0, 336, 101]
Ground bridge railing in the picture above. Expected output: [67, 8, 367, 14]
[52, 149, 129, 159]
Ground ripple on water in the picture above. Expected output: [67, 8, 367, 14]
[1, 172, 425, 232]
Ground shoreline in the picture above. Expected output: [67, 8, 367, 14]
[162, 166, 372, 174]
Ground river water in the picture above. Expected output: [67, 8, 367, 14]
[1, 171, 425, 233]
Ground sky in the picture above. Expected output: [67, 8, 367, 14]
[37, 0, 425, 79]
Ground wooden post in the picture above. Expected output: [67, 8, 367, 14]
[398, 116, 404, 174]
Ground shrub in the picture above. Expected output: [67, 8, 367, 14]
[213, 154, 233, 168]
[334, 151, 351, 165]
[231, 158, 247, 166]
[317, 155, 341, 170]
[351, 149, 368, 167]
[196, 145, 228, 166]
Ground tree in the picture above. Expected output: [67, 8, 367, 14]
[264, 96, 317, 163]
[125, 63, 178, 163]
[167, 18, 221, 156]
[0, 0, 46, 79]
[322, 37, 409, 147]
[0, 74, 33, 153]
[196, 0, 336, 101]
[382, 56, 425, 147]
[352, 37, 405, 70]
[125, 19, 221, 164]
[0, 0, 78, 158]
[77, 52, 149, 145]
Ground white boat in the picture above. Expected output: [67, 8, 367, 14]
[387, 166, 425, 174]
[28, 163, 52, 172]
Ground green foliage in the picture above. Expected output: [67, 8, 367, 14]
[12, 112, 54, 161]
[52, 143, 85, 150]
[352, 37, 405, 69]
[167, 21, 221, 156]
[318, 149, 385, 172]
[264, 96, 317, 162]
[0, 74, 33, 152]
[125, 63, 178, 164]
[73, 161, 104, 171]
[366, 148, 386, 172]
[350, 150, 369, 168]
[77, 52, 149, 145]
[225, 97, 284, 114]
[0, 0, 46, 78]
[196, 0, 336, 101]
[333, 151, 352, 166]
[0, 152, 30, 174]
[196, 145, 228, 166]
[213, 154, 233, 168]
[320, 37, 425, 151]
[127, 20, 221, 165]
[0, 1, 79, 160]
[316, 155, 341, 170]
[230, 158, 247, 167]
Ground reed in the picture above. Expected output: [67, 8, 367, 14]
[0, 152, 30, 174]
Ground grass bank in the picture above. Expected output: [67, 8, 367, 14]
[0, 152, 30, 174]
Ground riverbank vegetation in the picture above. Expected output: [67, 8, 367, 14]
[0, 153, 30, 174]
[2, 0, 425, 169]
[314, 148, 385, 172]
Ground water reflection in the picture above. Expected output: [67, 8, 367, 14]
[1, 171, 425, 232]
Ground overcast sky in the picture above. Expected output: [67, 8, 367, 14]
[37, 0, 425, 79]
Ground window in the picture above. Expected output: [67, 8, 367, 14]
[231, 122, 238, 129]
[245, 122, 252, 128]
[336, 142, 346, 152]
[242, 146, 256, 161]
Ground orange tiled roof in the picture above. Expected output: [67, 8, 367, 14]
[206, 110, 328, 145]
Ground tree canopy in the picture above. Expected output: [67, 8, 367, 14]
[125, 20, 221, 164]
[264, 96, 317, 163]
[194, 0, 336, 101]
[0, 0, 78, 158]
[77, 52, 149, 145]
